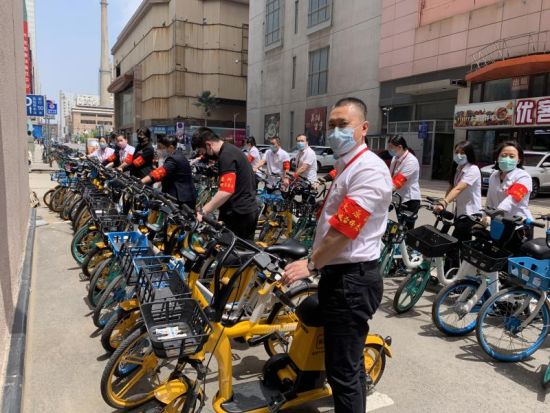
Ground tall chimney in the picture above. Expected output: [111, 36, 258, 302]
[99, 0, 111, 107]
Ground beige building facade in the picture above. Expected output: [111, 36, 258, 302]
[380, 0, 550, 179]
[70, 105, 114, 138]
[0, 0, 31, 401]
[109, 0, 249, 141]
[247, 0, 384, 150]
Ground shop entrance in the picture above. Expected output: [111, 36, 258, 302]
[431, 133, 455, 180]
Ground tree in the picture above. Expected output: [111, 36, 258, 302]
[193, 90, 219, 126]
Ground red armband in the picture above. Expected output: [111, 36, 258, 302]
[392, 173, 407, 189]
[124, 153, 134, 164]
[329, 169, 337, 179]
[219, 172, 236, 193]
[107, 153, 116, 163]
[508, 183, 529, 202]
[328, 196, 371, 240]
[283, 161, 290, 171]
[247, 154, 254, 163]
[150, 166, 167, 182]
[293, 172, 299, 179]
[133, 156, 145, 168]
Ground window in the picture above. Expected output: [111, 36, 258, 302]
[294, 1, 299, 34]
[483, 78, 512, 102]
[265, 0, 281, 47]
[290, 111, 295, 139]
[470, 82, 483, 103]
[308, 47, 329, 96]
[530, 74, 547, 98]
[292, 56, 297, 89]
[308, 0, 331, 28]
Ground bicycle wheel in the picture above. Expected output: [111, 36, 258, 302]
[100, 326, 170, 409]
[71, 200, 88, 229]
[432, 278, 489, 336]
[476, 287, 550, 362]
[543, 363, 550, 389]
[364, 344, 386, 388]
[75, 209, 92, 232]
[101, 309, 142, 353]
[379, 244, 397, 278]
[50, 187, 66, 213]
[60, 191, 76, 220]
[264, 281, 318, 356]
[43, 188, 55, 209]
[71, 227, 100, 265]
[392, 269, 430, 314]
[69, 197, 85, 223]
[82, 246, 112, 280]
[92, 275, 128, 328]
[88, 258, 118, 308]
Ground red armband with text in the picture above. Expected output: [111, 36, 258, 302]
[133, 156, 145, 168]
[124, 153, 134, 164]
[283, 161, 290, 171]
[328, 196, 371, 240]
[329, 169, 337, 179]
[219, 172, 236, 193]
[107, 153, 116, 163]
[508, 183, 529, 202]
[150, 167, 167, 182]
[247, 154, 254, 163]
[392, 173, 407, 189]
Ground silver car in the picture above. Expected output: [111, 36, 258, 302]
[289, 145, 336, 172]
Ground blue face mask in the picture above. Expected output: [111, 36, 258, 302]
[99, 143, 107, 150]
[453, 154, 467, 166]
[388, 149, 397, 157]
[327, 127, 357, 157]
[270, 145, 278, 153]
[296, 142, 306, 151]
[499, 156, 518, 172]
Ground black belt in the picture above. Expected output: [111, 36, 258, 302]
[323, 259, 379, 273]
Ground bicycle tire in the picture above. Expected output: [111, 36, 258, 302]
[75, 210, 92, 232]
[88, 258, 116, 308]
[42, 188, 55, 209]
[69, 197, 85, 223]
[392, 269, 430, 314]
[364, 344, 386, 388]
[50, 187, 66, 213]
[100, 325, 159, 409]
[264, 281, 318, 357]
[71, 227, 100, 265]
[476, 286, 550, 362]
[71, 200, 88, 229]
[92, 275, 126, 328]
[432, 278, 488, 336]
[60, 191, 77, 220]
[543, 364, 550, 389]
[82, 246, 112, 279]
[101, 309, 142, 353]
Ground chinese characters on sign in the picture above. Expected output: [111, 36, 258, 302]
[304, 107, 327, 145]
[26, 95, 45, 117]
[514, 97, 550, 126]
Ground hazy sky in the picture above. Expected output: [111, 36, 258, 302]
[36, 0, 142, 101]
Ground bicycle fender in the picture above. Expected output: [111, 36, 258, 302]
[119, 299, 139, 311]
[366, 334, 393, 358]
[154, 379, 189, 404]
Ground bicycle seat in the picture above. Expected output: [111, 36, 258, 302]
[519, 238, 550, 260]
[265, 238, 308, 261]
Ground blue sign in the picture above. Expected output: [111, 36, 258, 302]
[151, 125, 176, 135]
[32, 124, 43, 138]
[26, 95, 45, 116]
[46, 100, 58, 116]
[418, 122, 429, 139]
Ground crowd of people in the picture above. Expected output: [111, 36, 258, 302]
[86, 98, 536, 413]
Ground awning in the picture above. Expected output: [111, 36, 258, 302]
[466, 54, 550, 83]
[107, 73, 134, 93]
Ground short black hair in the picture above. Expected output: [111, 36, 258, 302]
[159, 135, 178, 148]
[296, 134, 307, 141]
[389, 135, 408, 150]
[247, 136, 257, 146]
[334, 97, 368, 120]
[192, 127, 221, 149]
[449, 140, 477, 185]
[494, 140, 524, 170]
[270, 136, 281, 145]
[137, 127, 151, 139]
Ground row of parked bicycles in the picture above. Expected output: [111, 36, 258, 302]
[41, 144, 392, 412]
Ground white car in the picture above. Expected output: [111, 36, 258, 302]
[289, 145, 336, 172]
[480, 150, 550, 199]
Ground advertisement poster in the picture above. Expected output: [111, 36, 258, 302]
[304, 107, 327, 145]
[453, 100, 514, 128]
[264, 113, 280, 141]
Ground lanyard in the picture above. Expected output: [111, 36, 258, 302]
[319, 146, 369, 215]
[390, 151, 409, 177]
[454, 165, 465, 187]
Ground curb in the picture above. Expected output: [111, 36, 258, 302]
[1, 208, 36, 413]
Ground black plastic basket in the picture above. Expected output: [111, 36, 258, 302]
[405, 225, 458, 257]
[141, 297, 212, 358]
[118, 244, 154, 285]
[137, 267, 190, 304]
[461, 239, 511, 272]
[96, 214, 128, 233]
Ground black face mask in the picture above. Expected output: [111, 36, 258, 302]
[138, 137, 147, 145]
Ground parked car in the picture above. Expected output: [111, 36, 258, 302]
[480, 150, 550, 199]
[242, 143, 271, 156]
[289, 145, 336, 172]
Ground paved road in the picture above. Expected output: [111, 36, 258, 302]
[22, 171, 550, 413]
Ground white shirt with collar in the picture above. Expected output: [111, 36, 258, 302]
[313, 144, 393, 264]
[264, 148, 290, 176]
[389, 150, 421, 203]
[119, 144, 136, 164]
[486, 167, 533, 220]
[453, 163, 482, 217]
[296, 146, 318, 183]
[247, 146, 261, 170]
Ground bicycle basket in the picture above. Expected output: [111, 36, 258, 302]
[461, 239, 511, 272]
[136, 267, 189, 304]
[96, 214, 128, 232]
[107, 231, 149, 255]
[118, 245, 155, 285]
[141, 297, 211, 358]
[508, 257, 550, 291]
[405, 225, 457, 257]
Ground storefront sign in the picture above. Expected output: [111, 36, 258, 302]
[515, 97, 550, 126]
[454, 100, 514, 128]
[305, 107, 327, 146]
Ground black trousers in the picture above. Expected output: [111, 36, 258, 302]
[219, 209, 258, 241]
[446, 217, 475, 271]
[400, 199, 421, 231]
[319, 261, 384, 413]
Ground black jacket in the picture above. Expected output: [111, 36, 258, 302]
[152, 150, 196, 207]
[130, 143, 155, 178]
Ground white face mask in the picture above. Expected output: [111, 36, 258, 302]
[327, 126, 357, 157]
[453, 154, 468, 166]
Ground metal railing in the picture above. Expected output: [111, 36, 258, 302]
[387, 120, 454, 135]
[470, 31, 550, 72]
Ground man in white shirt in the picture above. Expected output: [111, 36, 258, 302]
[283, 97, 392, 413]
[293, 134, 318, 184]
[254, 137, 290, 186]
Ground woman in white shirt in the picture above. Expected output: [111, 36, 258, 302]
[434, 141, 481, 268]
[486, 141, 533, 249]
[88, 137, 115, 164]
[388, 136, 421, 230]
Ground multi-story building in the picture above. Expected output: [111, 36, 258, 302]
[24, 0, 39, 93]
[59, 91, 75, 139]
[247, 0, 384, 150]
[109, 0, 249, 141]
[380, 0, 550, 179]
[70, 105, 114, 137]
